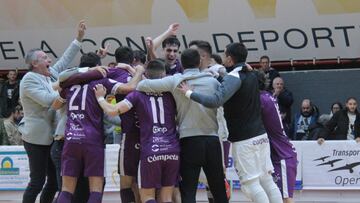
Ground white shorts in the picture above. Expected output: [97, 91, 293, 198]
[232, 133, 273, 183]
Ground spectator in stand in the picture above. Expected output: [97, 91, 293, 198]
[0, 70, 20, 118]
[292, 99, 319, 140]
[330, 102, 343, 117]
[308, 114, 331, 140]
[318, 97, 360, 144]
[258, 55, 280, 89]
[3, 105, 23, 145]
[0, 117, 10, 145]
[272, 77, 293, 125]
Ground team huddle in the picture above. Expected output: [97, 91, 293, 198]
[20, 22, 297, 203]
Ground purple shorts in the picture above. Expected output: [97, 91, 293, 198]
[138, 153, 180, 189]
[61, 142, 104, 177]
[272, 156, 297, 198]
[118, 133, 140, 177]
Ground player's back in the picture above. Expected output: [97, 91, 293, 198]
[260, 91, 296, 160]
[64, 77, 119, 147]
[125, 91, 179, 158]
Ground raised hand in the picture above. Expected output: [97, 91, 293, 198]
[97, 43, 110, 58]
[76, 20, 86, 42]
[167, 23, 180, 36]
[145, 37, 154, 51]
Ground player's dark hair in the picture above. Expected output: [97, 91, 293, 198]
[189, 40, 212, 55]
[181, 49, 200, 70]
[115, 46, 134, 64]
[133, 50, 146, 64]
[162, 35, 180, 49]
[225, 43, 248, 64]
[146, 59, 166, 79]
[346, 97, 357, 103]
[79, 52, 101, 67]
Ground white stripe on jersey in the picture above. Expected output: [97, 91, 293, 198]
[123, 99, 133, 109]
[137, 160, 142, 188]
[281, 159, 289, 198]
[119, 134, 126, 176]
[111, 82, 123, 95]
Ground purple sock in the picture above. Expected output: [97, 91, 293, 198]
[57, 191, 72, 203]
[145, 200, 157, 203]
[120, 188, 135, 203]
[87, 192, 103, 203]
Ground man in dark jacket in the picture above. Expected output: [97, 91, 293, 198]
[318, 97, 360, 145]
[0, 70, 19, 118]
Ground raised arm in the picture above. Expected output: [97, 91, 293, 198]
[152, 23, 180, 50]
[179, 73, 241, 108]
[145, 37, 157, 61]
[94, 84, 132, 116]
[50, 21, 86, 75]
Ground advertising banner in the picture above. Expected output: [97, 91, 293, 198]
[1, 141, 359, 191]
[0, 146, 28, 190]
[1, 0, 360, 69]
[301, 141, 360, 189]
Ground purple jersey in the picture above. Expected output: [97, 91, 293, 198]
[260, 91, 297, 161]
[166, 59, 183, 75]
[64, 77, 122, 147]
[125, 91, 179, 158]
[109, 68, 140, 134]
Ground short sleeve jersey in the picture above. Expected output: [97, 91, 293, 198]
[64, 77, 122, 147]
[124, 91, 179, 158]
